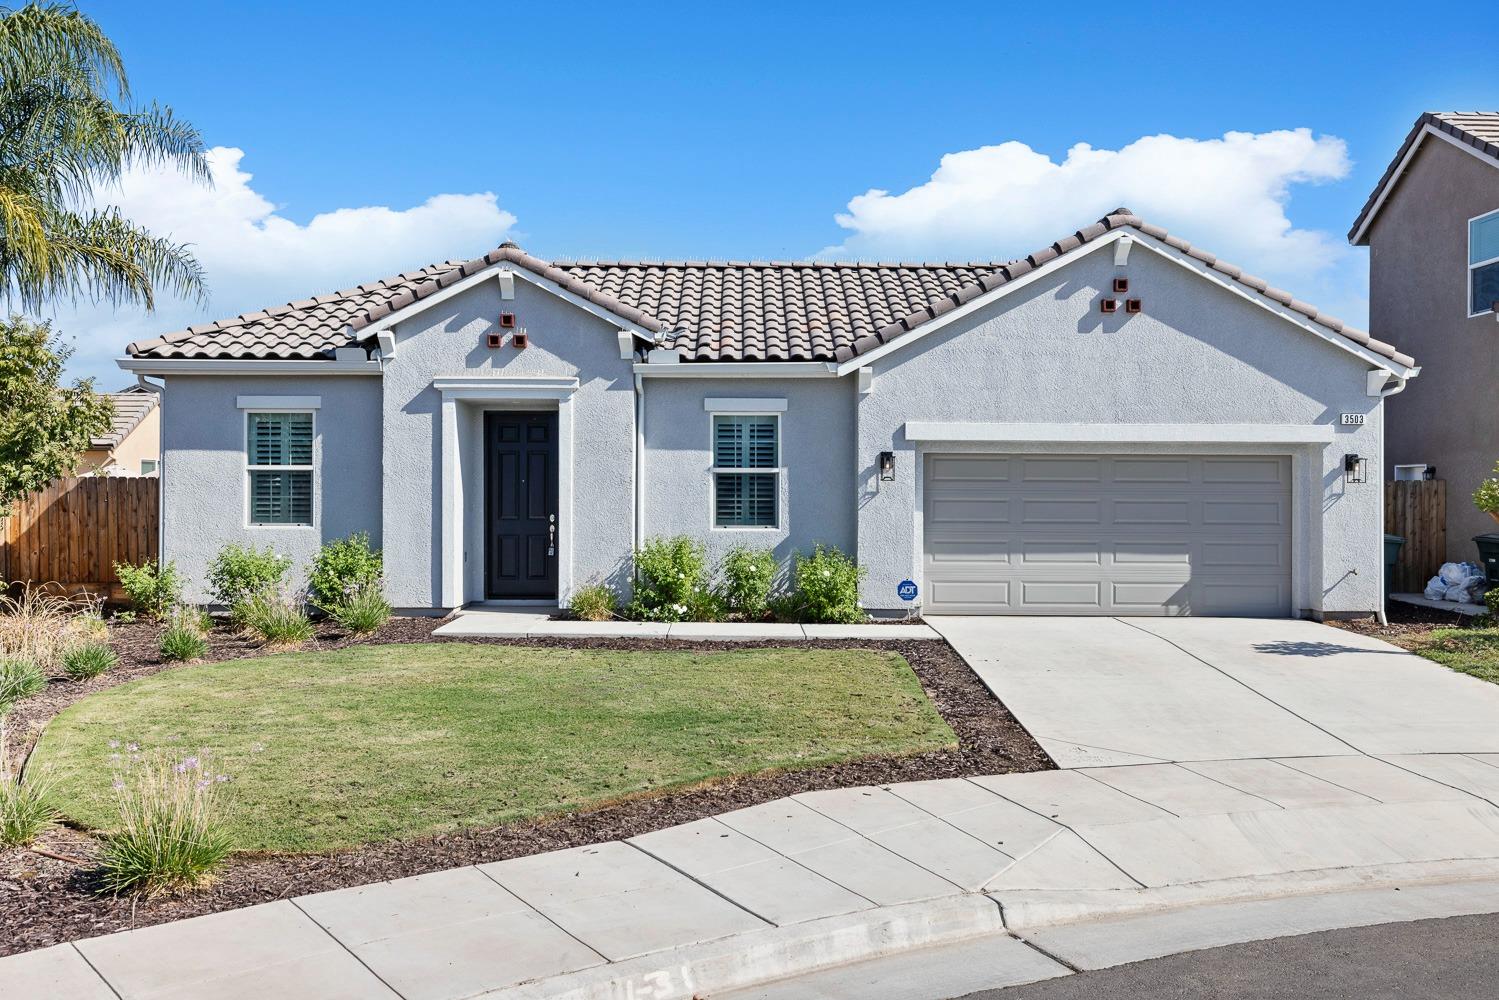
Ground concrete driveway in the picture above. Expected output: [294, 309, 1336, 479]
[931, 617, 1499, 767]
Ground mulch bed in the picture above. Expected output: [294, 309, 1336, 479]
[1327, 601, 1487, 646]
[1, 618, 1051, 956]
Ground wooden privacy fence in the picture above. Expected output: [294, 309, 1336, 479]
[1385, 479, 1446, 594]
[0, 476, 158, 599]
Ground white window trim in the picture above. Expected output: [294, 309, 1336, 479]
[709, 411, 783, 531]
[243, 409, 317, 529]
[1468, 208, 1499, 318]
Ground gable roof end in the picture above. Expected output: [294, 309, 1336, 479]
[1349, 111, 1499, 245]
[833, 209, 1414, 370]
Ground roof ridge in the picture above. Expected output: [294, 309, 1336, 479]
[555, 258, 1008, 270]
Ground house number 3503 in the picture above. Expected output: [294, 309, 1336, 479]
[1339, 413, 1365, 426]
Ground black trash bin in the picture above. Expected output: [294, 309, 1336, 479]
[1385, 534, 1405, 596]
[1475, 533, 1499, 584]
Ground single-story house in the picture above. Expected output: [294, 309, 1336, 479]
[80, 386, 160, 477]
[118, 210, 1416, 618]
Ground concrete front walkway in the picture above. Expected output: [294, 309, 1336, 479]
[931, 616, 1499, 767]
[434, 607, 937, 640]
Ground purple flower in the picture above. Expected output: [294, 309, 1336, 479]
[126, 742, 139, 753]
[111, 779, 125, 791]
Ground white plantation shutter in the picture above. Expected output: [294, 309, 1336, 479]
[713, 415, 778, 527]
[247, 412, 314, 525]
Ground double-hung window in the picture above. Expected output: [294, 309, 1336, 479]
[246, 411, 314, 525]
[712, 414, 778, 528]
[1470, 209, 1499, 316]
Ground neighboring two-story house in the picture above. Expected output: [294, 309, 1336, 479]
[1351, 112, 1499, 562]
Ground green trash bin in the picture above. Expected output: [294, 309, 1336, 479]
[1475, 533, 1499, 584]
[1384, 534, 1405, 596]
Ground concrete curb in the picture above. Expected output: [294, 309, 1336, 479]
[490, 894, 1006, 999]
[488, 861, 1499, 999]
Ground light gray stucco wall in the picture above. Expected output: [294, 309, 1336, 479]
[380, 274, 636, 608]
[1368, 138, 1499, 561]
[642, 377, 855, 579]
[855, 243, 1385, 616]
[159, 373, 383, 604]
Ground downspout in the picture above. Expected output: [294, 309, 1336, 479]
[1368, 368, 1416, 625]
[136, 374, 167, 565]
[634, 368, 645, 563]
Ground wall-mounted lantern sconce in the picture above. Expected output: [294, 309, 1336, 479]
[879, 451, 896, 482]
[1344, 453, 1367, 484]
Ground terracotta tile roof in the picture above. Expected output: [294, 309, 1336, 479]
[127, 212, 1413, 370]
[90, 391, 158, 449]
[1349, 111, 1499, 244]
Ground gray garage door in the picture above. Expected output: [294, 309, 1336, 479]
[922, 454, 1291, 616]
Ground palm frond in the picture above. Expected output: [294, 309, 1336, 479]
[7, 206, 206, 310]
[0, 3, 125, 97]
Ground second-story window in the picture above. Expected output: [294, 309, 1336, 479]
[1470, 209, 1499, 316]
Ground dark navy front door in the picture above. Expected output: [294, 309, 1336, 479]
[484, 411, 558, 598]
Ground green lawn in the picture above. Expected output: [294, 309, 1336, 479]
[1406, 627, 1499, 684]
[30, 643, 954, 853]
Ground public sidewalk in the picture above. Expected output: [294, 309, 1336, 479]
[14, 754, 1499, 999]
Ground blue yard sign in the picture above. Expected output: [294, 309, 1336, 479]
[897, 579, 918, 602]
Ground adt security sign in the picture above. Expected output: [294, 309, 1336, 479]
[897, 579, 918, 602]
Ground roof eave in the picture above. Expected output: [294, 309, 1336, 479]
[1349, 114, 1499, 246]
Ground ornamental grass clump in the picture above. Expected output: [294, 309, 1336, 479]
[158, 612, 209, 663]
[240, 589, 315, 647]
[0, 772, 57, 847]
[62, 641, 117, 680]
[0, 584, 98, 672]
[98, 750, 233, 897]
[568, 582, 619, 621]
[327, 585, 391, 636]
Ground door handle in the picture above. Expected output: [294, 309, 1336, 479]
[548, 515, 556, 557]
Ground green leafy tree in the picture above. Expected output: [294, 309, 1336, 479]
[0, 315, 111, 513]
[0, 2, 208, 309]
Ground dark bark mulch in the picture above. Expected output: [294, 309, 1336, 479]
[1327, 601, 1488, 646]
[2, 620, 1050, 956]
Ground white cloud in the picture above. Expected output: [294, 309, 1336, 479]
[51, 146, 518, 386]
[819, 128, 1354, 285]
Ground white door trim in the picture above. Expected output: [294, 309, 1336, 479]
[437, 376, 578, 608]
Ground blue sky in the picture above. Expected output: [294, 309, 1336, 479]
[56, 0, 1499, 385]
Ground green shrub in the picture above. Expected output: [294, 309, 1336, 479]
[626, 536, 713, 622]
[240, 590, 315, 647]
[158, 615, 209, 663]
[0, 657, 45, 709]
[792, 544, 866, 624]
[1475, 462, 1499, 514]
[327, 586, 391, 636]
[1487, 586, 1499, 621]
[569, 583, 619, 621]
[0, 773, 56, 848]
[720, 546, 777, 618]
[206, 543, 291, 614]
[62, 641, 117, 680]
[308, 532, 383, 612]
[98, 751, 233, 897]
[113, 560, 182, 620]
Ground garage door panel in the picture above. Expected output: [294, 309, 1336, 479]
[1022, 457, 1103, 482]
[1020, 581, 1102, 608]
[1022, 499, 1100, 524]
[1203, 458, 1284, 484]
[924, 453, 1291, 616]
[1112, 499, 1192, 525]
[1203, 500, 1284, 526]
[1020, 540, 1102, 565]
[1113, 458, 1193, 483]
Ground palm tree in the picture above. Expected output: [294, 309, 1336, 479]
[0, 2, 208, 311]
